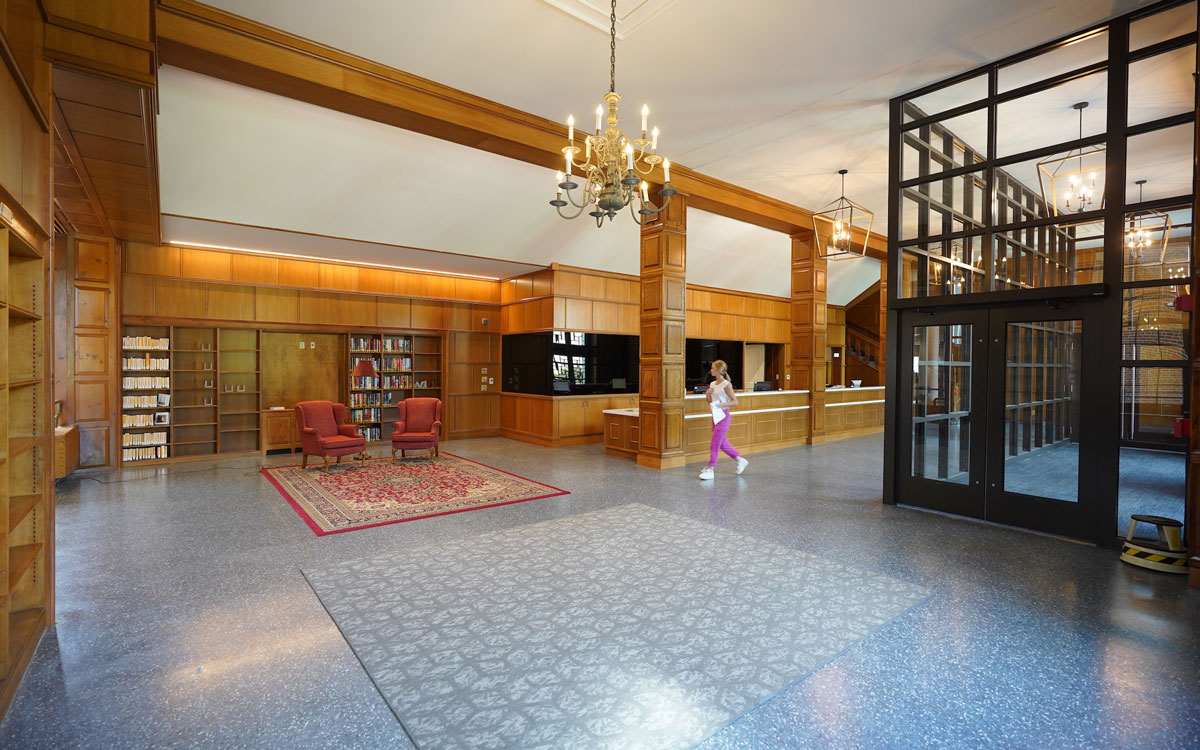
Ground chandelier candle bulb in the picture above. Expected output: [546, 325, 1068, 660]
[641, 181, 649, 202]
[626, 144, 633, 170]
[596, 105, 603, 132]
[641, 104, 648, 136]
[567, 115, 574, 142]
[663, 159, 670, 183]
[651, 126, 659, 151]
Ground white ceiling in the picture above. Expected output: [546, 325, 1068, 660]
[159, 0, 1187, 301]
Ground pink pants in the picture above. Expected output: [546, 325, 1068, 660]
[709, 410, 740, 467]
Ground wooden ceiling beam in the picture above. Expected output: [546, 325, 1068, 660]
[156, 0, 887, 259]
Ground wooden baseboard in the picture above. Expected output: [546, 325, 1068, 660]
[498, 429, 602, 448]
[606, 446, 638, 460]
[444, 429, 501, 441]
[637, 452, 687, 469]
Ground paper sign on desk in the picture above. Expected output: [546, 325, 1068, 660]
[711, 402, 727, 424]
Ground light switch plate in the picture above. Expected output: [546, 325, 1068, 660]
[481, 384, 488, 391]
[481, 367, 488, 374]
[299, 342, 306, 349]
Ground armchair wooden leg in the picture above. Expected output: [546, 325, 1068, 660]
[435, 444, 439, 458]
[401, 449, 406, 458]
[323, 455, 329, 473]
[302, 454, 308, 468]
[336, 455, 342, 464]
[391, 447, 396, 460]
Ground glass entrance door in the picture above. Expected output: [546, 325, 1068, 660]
[897, 311, 988, 517]
[895, 301, 1107, 541]
[984, 302, 1106, 539]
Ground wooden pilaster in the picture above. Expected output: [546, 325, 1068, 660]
[790, 232, 827, 444]
[638, 195, 688, 469]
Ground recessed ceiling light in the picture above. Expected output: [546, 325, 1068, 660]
[164, 241, 500, 280]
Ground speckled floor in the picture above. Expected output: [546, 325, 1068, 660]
[2, 435, 1198, 749]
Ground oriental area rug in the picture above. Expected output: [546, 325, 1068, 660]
[262, 454, 569, 535]
[304, 504, 930, 750]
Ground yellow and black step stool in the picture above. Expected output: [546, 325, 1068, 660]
[1120, 514, 1187, 574]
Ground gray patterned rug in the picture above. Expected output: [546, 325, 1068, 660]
[303, 504, 929, 750]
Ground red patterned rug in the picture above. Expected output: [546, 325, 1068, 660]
[262, 454, 569, 535]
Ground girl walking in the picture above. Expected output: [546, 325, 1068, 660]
[699, 359, 749, 480]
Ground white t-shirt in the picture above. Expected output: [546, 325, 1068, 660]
[710, 379, 735, 409]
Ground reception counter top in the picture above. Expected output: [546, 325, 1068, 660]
[602, 386, 885, 460]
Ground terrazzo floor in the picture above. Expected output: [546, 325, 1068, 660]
[2, 434, 1198, 749]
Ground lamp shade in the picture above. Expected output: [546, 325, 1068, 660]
[351, 359, 378, 379]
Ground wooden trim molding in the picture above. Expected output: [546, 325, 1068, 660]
[154, 0, 886, 254]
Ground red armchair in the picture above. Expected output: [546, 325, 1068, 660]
[391, 398, 442, 459]
[295, 401, 367, 471]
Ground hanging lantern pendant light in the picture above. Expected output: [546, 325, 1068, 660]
[813, 169, 874, 260]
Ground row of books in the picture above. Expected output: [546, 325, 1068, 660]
[123, 394, 171, 408]
[382, 374, 413, 389]
[380, 356, 413, 371]
[122, 355, 170, 371]
[123, 431, 168, 446]
[123, 412, 170, 427]
[381, 337, 413, 352]
[351, 376, 379, 390]
[349, 391, 382, 407]
[359, 426, 382, 442]
[349, 336, 382, 352]
[123, 376, 170, 390]
[350, 407, 381, 423]
[123, 336, 169, 350]
[123, 446, 169, 461]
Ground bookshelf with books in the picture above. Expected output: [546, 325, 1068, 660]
[347, 332, 443, 443]
[119, 326, 264, 462]
[121, 325, 172, 462]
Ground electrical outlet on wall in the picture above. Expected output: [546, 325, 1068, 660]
[481, 367, 488, 374]
[299, 341, 306, 349]
[310, 341, 316, 348]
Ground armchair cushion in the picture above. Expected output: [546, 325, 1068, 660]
[392, 432, 438, 443]
[338, 424, 362, 438]
[319, 434, 365, 449]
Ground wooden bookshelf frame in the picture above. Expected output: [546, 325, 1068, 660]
[346, 331, 444, 443]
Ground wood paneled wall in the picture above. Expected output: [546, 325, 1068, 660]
[500, 265, 640, 335]
[684, 285, 790, 343]
[121, 245, 504, 441]
[62, 235, 118, 468]
[446, 331, 501, 438]
[124, 242, 502, 304]
[499, 264, 790, 343]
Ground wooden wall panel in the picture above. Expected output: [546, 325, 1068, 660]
[277, 258, 320, 288]
[256, 287, 298, 323]
[376, 296, 411, 328]
[208, 283, 255, 321]
[260, 332, 342, 408]
[155, 279, 207, 319]
[65, 235, 118, 468]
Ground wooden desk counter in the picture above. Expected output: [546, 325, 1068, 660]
[823, 386, 885, 439]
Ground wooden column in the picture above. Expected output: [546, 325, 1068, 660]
[790, 232, 827, 444]
[638, 195, 688, 469]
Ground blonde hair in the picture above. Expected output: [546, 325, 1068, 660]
[712, 359, 729, 377]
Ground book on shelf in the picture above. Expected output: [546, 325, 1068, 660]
[350, 335, 382, 352]
[122, 376, 170, 389]
[122, 335, 169, 350]
[122, 412, 171, 427]
[380, 355, 413, 371]
[122, 354, 170, 370]
[123, 393, 171, 408]
[381, 336, 412, 352]
[359, 425, 382, 442]
[350, 391, 382, 407]
[350, 407, 381, 423]
[123, 445, 169, 461]
[122, 430, 168, 446]
[381, 373, 414, 389]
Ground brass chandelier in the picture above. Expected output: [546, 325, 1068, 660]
[550, 0, 675, 227]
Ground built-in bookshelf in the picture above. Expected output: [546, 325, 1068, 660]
[1, 224, 52, 712]
[119, 326, 262, 463]
[347, 332, 443, 442]
[121, 325, 172, 462]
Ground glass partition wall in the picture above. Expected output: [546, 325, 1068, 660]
[884, 0, 1196, 544]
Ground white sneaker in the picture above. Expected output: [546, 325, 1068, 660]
[698, 466, 714, 480]
[735, 457, 749, 475]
